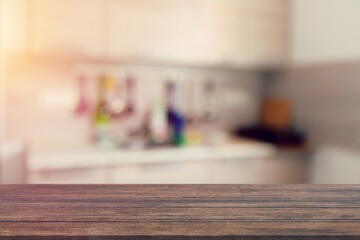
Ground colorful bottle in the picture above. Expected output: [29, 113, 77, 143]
[92, 74, 116, 147]
[149, 100, 168, 145]
[165, 81, 186, 146]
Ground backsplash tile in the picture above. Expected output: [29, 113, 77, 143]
[5, 59, 262, 143]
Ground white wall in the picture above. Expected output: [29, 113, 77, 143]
[0, 0, 29, 182]
[311, 145, 360, 184]
[272, 66, 360, 185]
[271, 0, 360, 183]
[0, 0, 6, 143]
[0, 0, 28, 142]
[292, 0, 360, 65]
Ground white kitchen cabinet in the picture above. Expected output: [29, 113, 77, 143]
[106, 0, 212, 64]
[29, 167, 110, 184]
[28, 161, 215, 184]
[214, 158, 267, 184]
[265, 150, 310, 184]
[26, 0, 288, 68]
[26, 156, 309, 184]
[106, 0, 289, 68]
[28, 0, 104, 58]
[311, 147, 360, 184]
[0, 142, 26, 184]
[213, 152, 308, 184]
[114, 161, 215, 184]
[210, 0, 289, 67]
[265, 158, 309, 184]
[26, 141, 277, 184]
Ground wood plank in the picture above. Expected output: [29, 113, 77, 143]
[2, 206, 360, 222]
[0, 185, 360, 239]
[2, 222, 360, 236]
[2, 185, 360, 207]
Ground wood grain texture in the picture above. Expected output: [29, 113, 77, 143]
[0, 185, 360, 239]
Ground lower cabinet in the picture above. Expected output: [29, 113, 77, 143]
[265, 158, 309, 184]
[114, 161, 216, 184]
[29, 168, 111, 184]
[28, 156, 309, 184]
[214, 158, 267, 184]
[268, 149, 311, 184]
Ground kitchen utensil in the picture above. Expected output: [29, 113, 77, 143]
[74, 75, 89, 116]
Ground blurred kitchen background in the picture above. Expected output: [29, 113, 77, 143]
[1, 0, 360, 184]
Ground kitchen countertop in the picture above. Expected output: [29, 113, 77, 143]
[1, 185, 360, 239]
[28, 139, 276, 172]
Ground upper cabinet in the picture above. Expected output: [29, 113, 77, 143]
[106, 0, 211, 64]
[27, 0, 289, 69]
[28, 0, 104, 58]
[208, 0, 289, 68]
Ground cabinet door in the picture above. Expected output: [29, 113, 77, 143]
[214, 158, 267, 184]
[29, 0, 104, 57]
[265, 157, 309, 184]
[250, 0, 289, 67]
[107, 0, 211, 64]
[206, 0, 252, 66]
[114, 161, 214, 184]
[28, 0, 288, 66]
[28, 168, 110, 184]
[208, 0, 288, 68]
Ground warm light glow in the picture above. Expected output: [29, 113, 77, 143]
[0, 0, 25, 53]
[2, 0, 360, 185]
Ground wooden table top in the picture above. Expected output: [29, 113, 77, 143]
[1, 185, 360, 239]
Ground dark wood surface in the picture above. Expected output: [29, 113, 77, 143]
[1, 185, 360, 239]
